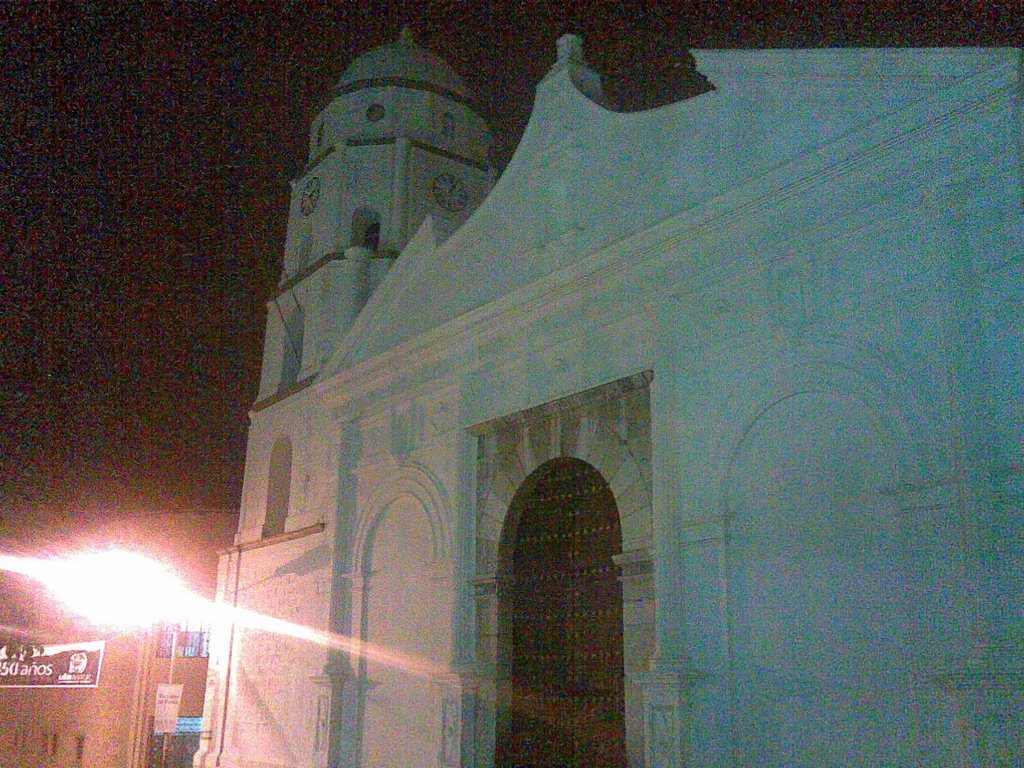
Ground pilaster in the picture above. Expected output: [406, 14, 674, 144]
[614, 548, 654, 768]
[433, 673, 480, 768]
[923, 179, 1021, 765]
[647, 367, 685, 672]
[340, 570, 372, 768]
[310, 662, 354, 768]
[636, 667, 703, 768]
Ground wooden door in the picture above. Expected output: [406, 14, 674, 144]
[498, 458, 627, 768]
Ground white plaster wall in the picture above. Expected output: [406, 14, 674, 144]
[217, 536, 331, 768]
[219, 39, 1023, 768]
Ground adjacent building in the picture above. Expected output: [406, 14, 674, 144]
[197, 30, 1023, 768]
[0, 510, 236, 768]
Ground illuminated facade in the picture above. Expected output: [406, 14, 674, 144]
[197, 31, 1023, 768]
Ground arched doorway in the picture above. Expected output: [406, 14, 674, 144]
[496, 457, 627, 768]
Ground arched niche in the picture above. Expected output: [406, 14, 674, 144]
[262, 436, 293, 538]
[724, 391, 912, 767]
[356, 493, 448, 768]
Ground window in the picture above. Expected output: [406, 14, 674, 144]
[157, 618, 211, 659]
[351, 207, 381, 251]
[440, 111, 454, 138]
[279, 303, 304, 389]
[298, 228, 313, 269]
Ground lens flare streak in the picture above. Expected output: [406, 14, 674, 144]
[217, 605, 443, 678]
[0, 551, 442, 678]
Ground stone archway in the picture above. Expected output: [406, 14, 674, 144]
[495, 457, 627, 768]
[470, 371, 654, 768]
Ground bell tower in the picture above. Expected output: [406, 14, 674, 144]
[256, 27, 493, 403]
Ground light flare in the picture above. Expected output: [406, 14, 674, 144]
[213, 603, 444, 678]
[0, 550, 442, 678]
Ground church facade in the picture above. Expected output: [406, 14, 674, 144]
[195, 32, 1023, 768]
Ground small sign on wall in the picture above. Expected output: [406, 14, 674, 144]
[154, 683, 184, 734]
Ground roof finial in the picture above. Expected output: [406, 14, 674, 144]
[556, 33, 583, 65]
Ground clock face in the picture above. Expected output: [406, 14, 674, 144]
[300, 177, 320, 216]
[431, 173, 468, 213]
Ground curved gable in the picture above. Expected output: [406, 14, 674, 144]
[326, 46, 1018, 375]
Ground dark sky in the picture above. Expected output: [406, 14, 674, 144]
[0, 1, 1019, 530]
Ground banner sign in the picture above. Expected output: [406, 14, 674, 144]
[154, 683, 184, 734]
[0, 640, 105, 688]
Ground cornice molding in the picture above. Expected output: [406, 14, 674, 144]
[468, 370, 652, 435]
[223, 522, 325, 554]
[297, 145, 337, 180]
[274, 253, 345, 298]
[251, 374, 317, 414]
[409, 139, 488, 172]
[335, 77, 474, 107]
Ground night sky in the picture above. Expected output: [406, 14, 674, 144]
[1, 1, 1019, 532]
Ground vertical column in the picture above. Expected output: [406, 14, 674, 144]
[309, 663, 353, 768]
[452, 427, 480, 674]
[327, 419, 362, 768]
[339, 570, 371, 768]
[637, 670, 701, 768]
[646, 333, 734, 766]
[470, 575, 497, 768]
[389, 137, 410, 250]
[675, 515, 730, 768]
[195, 548, 244, 768]
[924, 179, 1022, 765]
[641, 360, 699, 768]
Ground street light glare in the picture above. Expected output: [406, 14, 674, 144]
[0, 549, 205, 629]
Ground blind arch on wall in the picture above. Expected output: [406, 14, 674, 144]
[262, 436, 292, 538]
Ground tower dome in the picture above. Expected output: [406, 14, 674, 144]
[335, 27, 471, 103]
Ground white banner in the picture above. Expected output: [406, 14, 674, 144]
[154, 683, 184, 734]
[0, 640, 104, 688]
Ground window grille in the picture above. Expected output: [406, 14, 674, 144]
[157, 618, 211, 658]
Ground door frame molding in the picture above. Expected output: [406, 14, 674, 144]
[468, 371, 655, 768]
